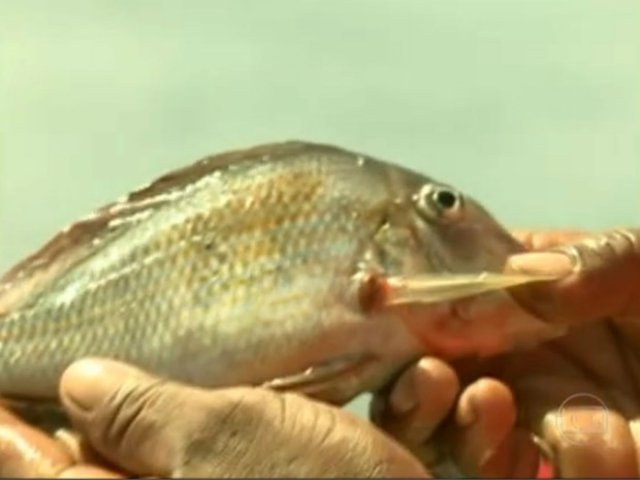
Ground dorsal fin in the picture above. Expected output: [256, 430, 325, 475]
[0, 140, 342, 315]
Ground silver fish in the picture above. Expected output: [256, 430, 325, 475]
[0, 141, 562, 412]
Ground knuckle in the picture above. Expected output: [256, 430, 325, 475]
[91, 378, 172, 454]
[554, 228, 640, 318]
[284, 394, 381, 473]
[179, 388, 287, 476]
[214, 387, 280, 429]
[601, 229, 638, 261]
[303, 398, 338, 449]
[614, 228, 640, 255]
[555, 228, 639, 276]
[578, 229, 638, 267]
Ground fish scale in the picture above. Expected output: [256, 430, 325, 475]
[0, 141, 563, 409]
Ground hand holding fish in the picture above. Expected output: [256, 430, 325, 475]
[376, 228, 640, 478]
[1, 227, 637, 478]
[0, 142, 635, 477]
[0, 358, 430, 478]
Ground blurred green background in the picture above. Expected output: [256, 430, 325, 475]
[0, 0, 638, 416]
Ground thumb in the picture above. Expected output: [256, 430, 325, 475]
[59, 359, 431, 479]
[59, 358, 212, 477]
[505, 228, 640, 324]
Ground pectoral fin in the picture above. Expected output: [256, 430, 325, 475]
[384, 272, 562, 306]
[261, 354, 376, 405]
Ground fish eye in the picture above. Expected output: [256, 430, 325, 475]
[433, 189, 458, 210]
[416, 184, 464, 221]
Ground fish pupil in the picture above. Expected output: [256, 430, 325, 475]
[434, 189, 458, 210]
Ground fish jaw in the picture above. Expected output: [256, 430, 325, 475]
[387, 289, 567, 360]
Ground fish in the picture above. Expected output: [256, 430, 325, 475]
[0, 140, 565, 421]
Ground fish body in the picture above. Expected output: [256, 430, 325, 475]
[0, 141, 559, 406]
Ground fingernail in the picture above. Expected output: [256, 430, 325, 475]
[60, 358, 136, 412]
[506, 252, 574, 277]
[456, 392, 477, 427]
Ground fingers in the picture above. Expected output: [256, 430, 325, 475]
[452, 378, 515, 472]
[447, 378, 539, 478]
[59, 357, 212, 477]
[57, 464, 124, 478]
[506, 228, 640, 324]
[481, 428, 540, 478]
[540, 406, 638, 477]
[510, 230, 591, 251]
[373, 357, 459, 465]
[0, 406, 118, 478]
[376, 359, 540, 478]
[0, 406, 75, 477]
[60, 358, 431, 478]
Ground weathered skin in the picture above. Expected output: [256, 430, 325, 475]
[0, 141, 549, 408]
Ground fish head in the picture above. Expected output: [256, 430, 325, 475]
[405, 180, 524, 273]
[368, 166, 564, 359]
[375, 166, 523, 276]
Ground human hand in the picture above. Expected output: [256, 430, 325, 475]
[375, 228, 640, 478]
[0, 405, 121, 478]
[0, 358, 431, 478]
